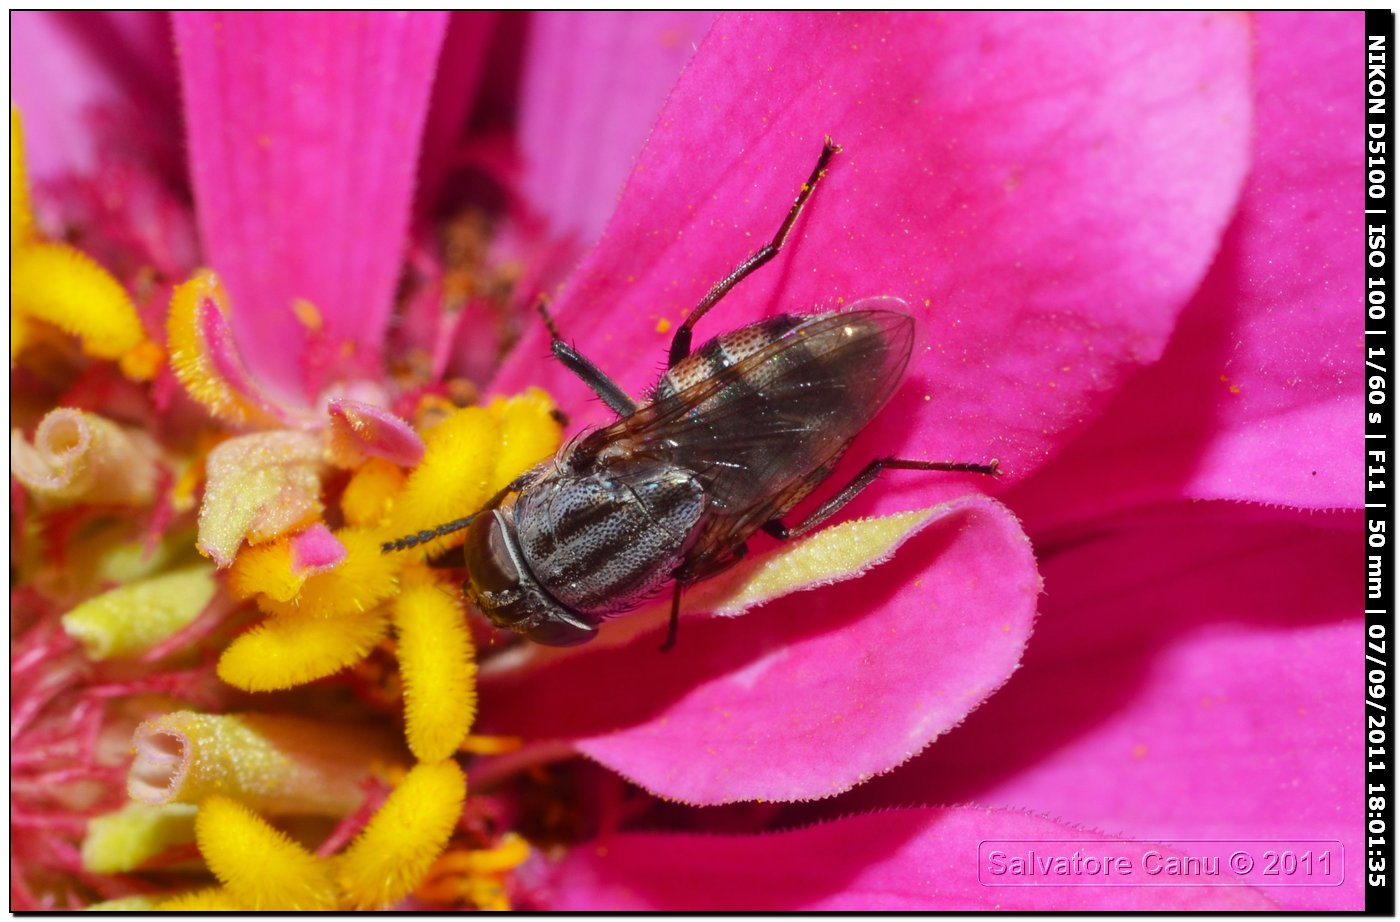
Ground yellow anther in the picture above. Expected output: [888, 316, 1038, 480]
[217, 607, 389, 692]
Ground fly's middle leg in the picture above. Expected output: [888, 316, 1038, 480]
[761, 458, 1000, 541]
[668, 137, 841, 368]
[536, 296, 637, 416]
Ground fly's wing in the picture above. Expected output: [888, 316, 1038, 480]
[580, 308, 915, 575]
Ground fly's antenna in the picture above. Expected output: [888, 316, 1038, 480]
[379, 474, 535, 554]
[381, 516, 476, 553]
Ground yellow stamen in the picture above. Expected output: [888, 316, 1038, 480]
[166, 270, 276, 426]
[61, 563, 217, 660]
[155, 888, 248, 911]
[10, 107, 161, 378]
[486, 388, 563, 487]
[458, 734, 523, 755]
[388, 393, 560, 556]
[292, 297, 323, 332]
[341, 457, 406, 526]
[394, 579, 477, 762]
[129, 711, 406, 816]
[12, 243, 160, 378]
[11, 408, 161, 507]
[433, 833, 530, 875]
[388, 406, 502, 555]
[12, 106, 32, 249]
[337, 760, 467, 910]
[194, 795, 339, 910]
[226, 537, 302, 602]
[253, 527, 399, 619]
[81, 803, 198, 874]
[416, 834, 530, 910]
[197, 429, 324, 568]
[217, 606, 389, 692]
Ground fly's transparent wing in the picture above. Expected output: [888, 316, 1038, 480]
[580, 309, 915, 574]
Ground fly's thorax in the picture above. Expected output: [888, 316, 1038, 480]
[461, 508, 598, 647]
[513, 464, 708, 616]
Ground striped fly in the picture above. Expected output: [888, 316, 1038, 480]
[383, 139, 998, 649]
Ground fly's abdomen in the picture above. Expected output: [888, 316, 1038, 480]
[513, 468, 707, 616]
[653, 314, 807, 400]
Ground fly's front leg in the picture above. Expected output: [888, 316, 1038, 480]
[659, 542, 748, 652]
[536, 297, 637, 416]
[659, 581, 684, 653]
[668, 137, 841, 368]
[762, 458, 1000, 541]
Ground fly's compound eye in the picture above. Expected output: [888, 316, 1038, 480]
[463, 512, 520, 598]
[462, 510, 599, 647]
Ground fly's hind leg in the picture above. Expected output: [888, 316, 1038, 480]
[668, 137, 841, 368]
[536, 297, 637, 416]
[762, 458, 1000, 541]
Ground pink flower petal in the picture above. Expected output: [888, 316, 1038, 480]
[824, 503, 1363, 910]
[325, 398, 425, 467]
[173, 12, 449, 401]
[11, 12, 179, 182]
[492, 12, 1253, 490]
[479, 495, 1038, 805]
[289, 524, 346, 576]
[542, 806, 1275, 909]
[517, 12, 718, 244]
[1009, 12, 1361, 530]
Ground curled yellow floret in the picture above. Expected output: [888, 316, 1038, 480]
[194, 795, 339, 910]
[62, 563, 217, 660]
[81, 803, 198, 874]
[166, 270, 273, 425]
[338, 760, 467, 909]
[197, 430, 324, 569]
[11, 408, 161, 508]
[129, 710, 404, 816]
[85, 895, 162, 911]
[394, 579, 477, 762]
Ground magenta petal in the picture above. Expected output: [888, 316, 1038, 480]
[480, 496, 1038, 804]
[544, 806, 1274, 909]
[289, 523, 346, 576]
[493, 12, 1253, 486]
[516, 12, 718, 244]
[11, 12, 179, 182]
[1009, 12, 1361, 528]
[325, 398, 424, 467]
[174, 12, 449, 400]
[832, 503, 1363, 910]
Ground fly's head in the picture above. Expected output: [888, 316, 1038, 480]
[461, 508, 598, 647]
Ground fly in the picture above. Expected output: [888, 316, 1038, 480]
[384, 138, 998, 650]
